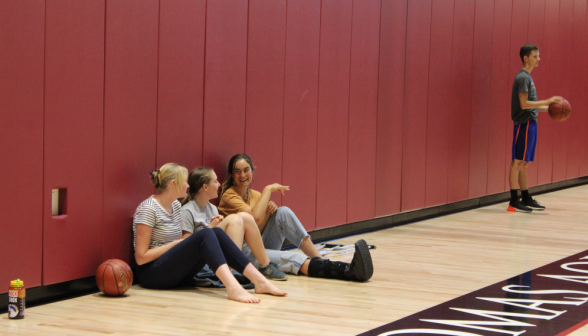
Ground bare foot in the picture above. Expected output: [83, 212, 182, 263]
[226, 285, 260, 303]
[254, 279, 288, 296]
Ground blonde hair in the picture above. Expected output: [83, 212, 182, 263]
[150, 163, 188, 194]
[181, 167, 214, 205]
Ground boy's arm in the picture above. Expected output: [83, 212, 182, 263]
[519, 92, 562, 111]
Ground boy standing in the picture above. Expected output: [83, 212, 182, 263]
[508, 44, 562, 212]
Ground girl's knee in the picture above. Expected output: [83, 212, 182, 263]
[276, 206, 292, 215]
[226, 214, 244, 228]
[211, 227, 224, 234]
[238, 212, 255, 223]
[276, 207, 301, 227]
[187, 227, 215, 245]
[275, 206, 295, 222]
[212, 226, 232, 239]
[199, 227, 216, 237]
[239, 214, 258, 230]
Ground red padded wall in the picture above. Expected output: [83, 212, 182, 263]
[5, 0, 588, 291]
[102, 0, 159, 262]
[552, 0, 574, 182]
[467, 0, 494, 198]
[202, 0, 248, 179]
[376, 0, 407, 216]
[157, 0, 206, 169]
[245, 0, 287, 205]
[43, 0, 105, 284]
[316, 0, 353, 229]
[537, 0, 559, 185]
[425, 0, 453, 207]
[566, 0, 587, 179]
[525, 0, 546, 188]
[401, 0, 431, 211]
[447, 0, 475, 203]
[347, 0, 381, 222]
[486, 0, 512, 195]
[282, 0, 321, 231]
[0, 0, 45, 292]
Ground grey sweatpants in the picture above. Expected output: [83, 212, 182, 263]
[242, 206, 310, 275]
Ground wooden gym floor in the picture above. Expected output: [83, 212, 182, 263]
[2, 184, 588, 335]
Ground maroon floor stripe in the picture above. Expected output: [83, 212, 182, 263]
[556, 317, 588, 336]
[360, 249, 588, 336]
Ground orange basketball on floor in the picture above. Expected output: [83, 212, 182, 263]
[96, 259, 133, 296]
[548, 98, 571, 121]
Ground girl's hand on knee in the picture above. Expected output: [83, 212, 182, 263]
[209, 215, 224, 227]
[267, 201, 278, 214]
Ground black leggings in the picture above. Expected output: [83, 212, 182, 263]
[137, 227, 251, 289]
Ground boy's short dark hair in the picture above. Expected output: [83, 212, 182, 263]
[520, 44, 539, 64]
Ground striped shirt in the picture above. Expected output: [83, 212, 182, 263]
[133, 196, 182, 249]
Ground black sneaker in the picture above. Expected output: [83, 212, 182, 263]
[345, 239, 374, 282]
[507, 200, 533, 213]
[522, 197, 545, 211]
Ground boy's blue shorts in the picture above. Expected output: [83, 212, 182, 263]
[512, 119, 537, 162]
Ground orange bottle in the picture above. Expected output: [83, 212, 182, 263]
[8, 279, 25, 319]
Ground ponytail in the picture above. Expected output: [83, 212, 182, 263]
[150, 163, 187, 194]
[181, 167, 214, 206]
[150, 169, 161, 189]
